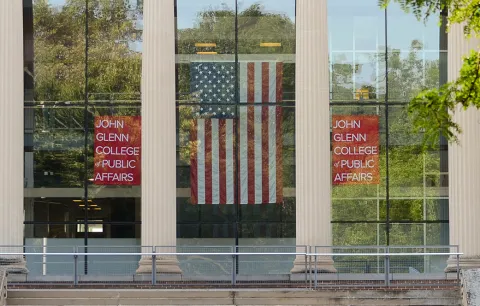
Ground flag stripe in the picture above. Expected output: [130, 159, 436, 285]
[276, 62, 283, 102]
[247, 62, 255, 205]
[269, 62, 277, 103]
[247, 105, 255, 204]
[226, 120, 234, 204]
[240, 62, 247, 103]
[205, 119, 213, 204]
[268, 107, 277, 203]
[276, 107, 283, 203]
[275, 62, 283, 203]
[219, 120, 227, 204]
[262, 63, 269, 103]
[262, 106, 269, 203]
[190, 120, 198, 204]
[254, 106, 263, 204]
[211, 119, 219, 204]
[261, 62, 270, 203]
[197, 119, 206, 204]
[247, 63, 255, 103]
[239, 107, 248, 204]
[255, 62, 262, 103]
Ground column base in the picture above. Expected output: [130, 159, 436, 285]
[290, 255, 336, 273]
[136, 256, 182, 274]
[445, 256, 480, 272]
[0, 255, 28, 274]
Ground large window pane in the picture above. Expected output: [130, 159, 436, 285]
[175, 0, 295, 245]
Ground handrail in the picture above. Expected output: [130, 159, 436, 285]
[0, 252, 307, 256]
[0, 252, 463, 256]
[0, 269, 7, 306]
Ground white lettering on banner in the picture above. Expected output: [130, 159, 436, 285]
[95, 146, 140, 156]
[95, 119, 125, 129]
[333, 172, 373, 182]
[333, 146, 378, 156]
[332, 119, 361, 129]
[95, 133, 129, 142]
[332, 115, 379, 185]
[339, 159, 375, 169]
[332, 133, 367, 142]
[93, 116, 141, 185]
[101, 159, 137, 169]
[94, 172, 134, 182]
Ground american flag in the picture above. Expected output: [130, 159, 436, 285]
[190, 61, 283, 205]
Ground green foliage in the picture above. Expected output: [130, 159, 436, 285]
[379, 0, 447, 22]
[380, 0, 480, 145]
[409, 50, 480, 145]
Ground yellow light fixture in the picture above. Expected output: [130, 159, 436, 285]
[195, 42, 217, 47]
[73, 199, 92, 203]
[79, 204, 85, 207]
[196, 51, 218, 55]
[260, 42, 281, 47]
[94, 207, 102, 211]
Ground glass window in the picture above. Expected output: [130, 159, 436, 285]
[23, 0, 450, 256]
[24, 0, 142, 249]
[329, 0, 448, 247]
[175, 0, 296, 249]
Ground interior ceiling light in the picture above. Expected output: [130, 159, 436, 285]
[195, 43, 216, 47]
[197, 51, 218, 55]
[260, 42, 281, 47]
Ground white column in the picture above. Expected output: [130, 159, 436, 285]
[0, 1, 26, 269]
[446, 24, 480, 271]
[137, 0, 181, 274]
[292, 0, 335, 273]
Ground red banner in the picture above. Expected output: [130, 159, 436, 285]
[332, 115, 379, 185]
[94, 116, 141, 185]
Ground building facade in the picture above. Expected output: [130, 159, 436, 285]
[0, 0, 478, 272]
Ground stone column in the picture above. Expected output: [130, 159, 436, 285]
[136, 0, 181, 274]
[0, 1, 27, 271]
[446, 24, 480, 271]
[292, 0, 335, 273]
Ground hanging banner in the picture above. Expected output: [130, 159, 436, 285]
[332, 115, 379, 185]
[94, 116, 141, 185]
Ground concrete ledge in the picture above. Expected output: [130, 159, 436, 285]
[6, 288, 462, 305]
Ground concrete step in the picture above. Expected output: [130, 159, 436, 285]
[6, 288, 462, 305]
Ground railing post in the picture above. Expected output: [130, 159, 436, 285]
[384, 247, 390, 287]
[152, 250, 156, 285]
[73, 254, 78, 286]
[308, 247, 312, 289]
[456, 253, 460, 283]
[314, 254, 318, 288]
[231, 254, 236, 286]
[304, 249, 307, 285]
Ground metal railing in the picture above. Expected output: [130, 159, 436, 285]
[0, 245, 462, 289]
